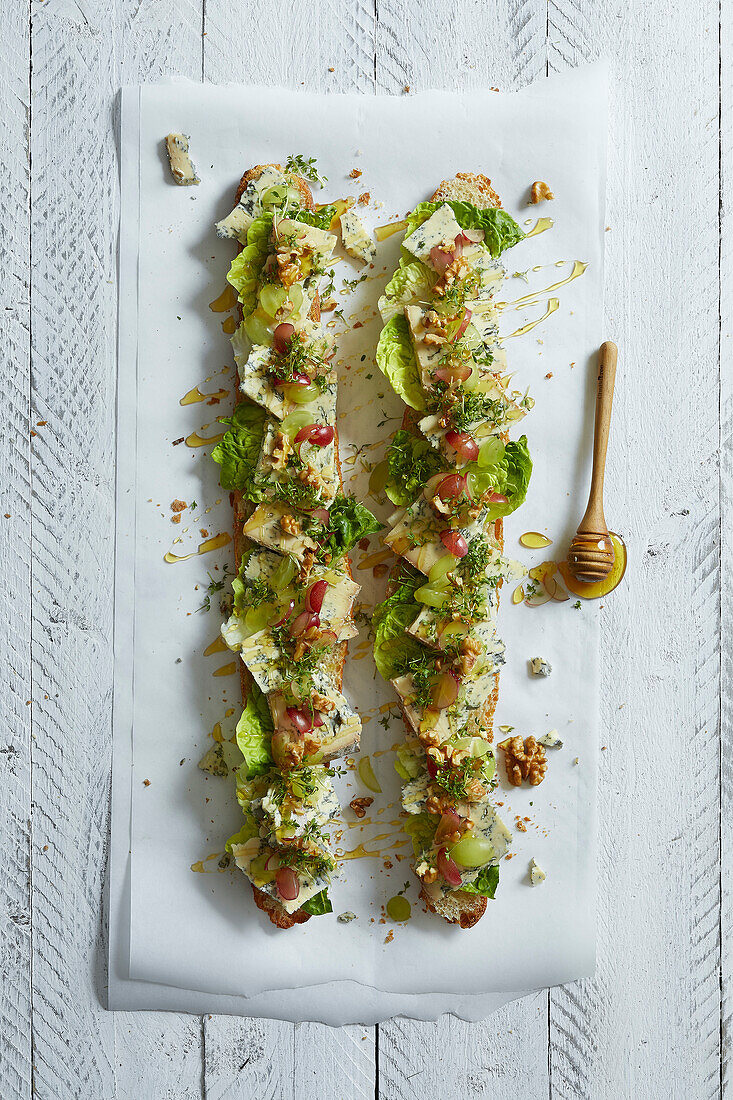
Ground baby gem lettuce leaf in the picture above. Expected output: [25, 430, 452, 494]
[404, 200, 525, 258]
[323, 496, 382, 561]
[210, 402, 267, 492]
[225, 817, 260, 853]
[372, 571, 426, 682]
[385, 429, 446, 507]
[300, 888, 333, 916]
[235, 683, 274, 778]
[467, 435, 532, 519]
[376, 314, 426, 411]
[378, 261, 437, 323]
[226, 215, 273, 315]
[461, 864, 500, 899]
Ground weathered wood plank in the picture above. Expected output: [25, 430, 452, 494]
[379, 993, 550, 1100]
[547, 2, 721, 1097]
[374, 2, 551, 1096]
[29, 2, 206, 1097]
[200, 5, 377, 1098]
[0, 3, 32, 1099]
[29, 4, 119, 1093]
[118, 2, 209, 1096]
[720, 0, 731, 1092]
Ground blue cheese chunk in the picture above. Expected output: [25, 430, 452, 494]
[537, 729, 563, 749]
[268, 684, 361, 762]
[404, 304, 446, 391]
[165, 133, 200, 186]
[530, 657, 552, 678]
[243, 503, 318, 561]
[402, 204, 463, 264]
[529, 858, 546, 886]
[274, 219, 337, 264]
[340, 208, 376, 264]
[228, 627, 283, 692]
[384, 496, 496, 575]
[215, 166, 290, 238]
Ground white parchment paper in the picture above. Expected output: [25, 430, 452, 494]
[110, 63, 607, 1019]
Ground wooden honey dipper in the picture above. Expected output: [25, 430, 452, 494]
[566, 341, 618, 584]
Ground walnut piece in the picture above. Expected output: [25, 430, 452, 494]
[280, 513, 301, 536]
[298, 548, 316, 583]
[312, 691, 336, 714]
[271, 431, 291, 470]
[170, 499, 187, 512]
[530, 181, 554, 204]
[498, 735, 547, 786]
[350, 796, 373, 819]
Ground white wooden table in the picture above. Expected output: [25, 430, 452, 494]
[0, 0, 728, 1096]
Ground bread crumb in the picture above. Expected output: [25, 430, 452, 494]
[349, 168, 362, 179]
[143, 779, 151, 787]
[171, 499, 187, 512]
[171, 514, 181, 524]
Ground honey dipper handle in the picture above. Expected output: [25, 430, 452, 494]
[578, 341, 618, 535]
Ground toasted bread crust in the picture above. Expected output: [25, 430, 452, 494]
[419, 885, 487, 928]
[252, 883, 312, 927]
[431, 172, 502, 209]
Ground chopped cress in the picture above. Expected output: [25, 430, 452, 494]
[209, 163, 380, 920]
[372, 194, 535, 915]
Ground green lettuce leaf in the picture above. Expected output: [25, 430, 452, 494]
[403, 813, 438, 857]
[225, 818, 260, 853]
[300, 888, 333, 916]
[235, 684, 274, 778]
[323, 496, 381, 561]
[210, 402, 267, 492]
[385, 429, 446, 507]
[376, 314, 425, 410]
[404, 200, 525, 258]
[372, 571, 425, 682]
[378, 261, 437, 322]
[226, 215, 273, 315]
[466, 435, 532, 520]
[461, 864, 500, 899]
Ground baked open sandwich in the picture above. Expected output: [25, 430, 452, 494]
[209, 164, 379, 927]
[372, 174, 533, 928]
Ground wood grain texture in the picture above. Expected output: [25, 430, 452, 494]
[0, 2, 31, 1099]
[721, 0, 731, 1092]
[547, 1, 722, 1097]
[374, 2, 553, 1097]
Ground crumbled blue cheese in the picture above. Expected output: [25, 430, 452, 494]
[215, 166, 290, 238]
[242, 503, 318, 561]
[402, 204, 463, 264]
[384, 496, 498, 575]
[165, 134, 200, 186]
[537, 729, 563, 749]
[338, 911, 357, 923]
[529, 858, 546, 886]
[530, 657, 552, 678]
[340, 208, 376, 264]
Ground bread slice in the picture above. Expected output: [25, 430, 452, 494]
[393, 175, 506, 929]
[432, 172, 502, 209]
[227, 165, 352, 929]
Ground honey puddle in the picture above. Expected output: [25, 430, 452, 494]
[208, 285, 238, 313]
[180, 386, 229, 406]
[204, 635, 228, 656]
[186, 426, 226, 448]
[164, 531, 231, 564]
